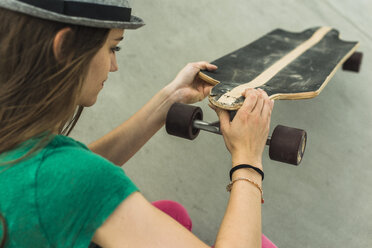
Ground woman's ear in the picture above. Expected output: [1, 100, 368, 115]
[53, 27, 72, 61]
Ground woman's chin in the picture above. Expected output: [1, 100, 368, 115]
[78, 97, 97, 107]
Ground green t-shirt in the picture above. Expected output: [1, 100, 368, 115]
[0, 135, 138, 247]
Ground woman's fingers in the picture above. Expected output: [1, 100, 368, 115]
[257, 89, 271, 116]
[202, 84, 213, 97]
[253, 90, 265, 115]
[240, 88, 272, 116]
[206, 63, 218, 71]
[240, 89, 259, 114]
[192, 61, 218, 71]
[261, 97, 273, 121]
[209, 104, 230, 132]
[209, 88, 274, 163]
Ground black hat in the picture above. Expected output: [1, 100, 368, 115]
[0, 0, 145, 29]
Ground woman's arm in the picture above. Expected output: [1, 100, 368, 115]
[88, 62, 217, 166]
[92, 89, 273, 248]
[93, 172, 261, 248]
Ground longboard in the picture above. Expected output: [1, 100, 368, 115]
[199, 27, 360, 110]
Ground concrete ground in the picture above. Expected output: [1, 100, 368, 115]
[71, 0, 372, 247]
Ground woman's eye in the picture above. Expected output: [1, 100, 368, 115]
[111, 46, 121, 53]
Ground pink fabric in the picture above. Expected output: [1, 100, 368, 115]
[262, 234, 278, 248]
[152, 200, 277, 248]
[152, 200, 193, 231]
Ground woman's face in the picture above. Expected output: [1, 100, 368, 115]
[78, 28, 124, 107]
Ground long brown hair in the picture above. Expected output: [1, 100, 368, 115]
[0, 7, 110, 247]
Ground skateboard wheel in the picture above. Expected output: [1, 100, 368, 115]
[269, 125, 307, 165]
[165, 103, 203, 140]
[342, 52, 363, 72]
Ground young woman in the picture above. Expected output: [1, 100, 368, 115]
[0, 1, 276, 247]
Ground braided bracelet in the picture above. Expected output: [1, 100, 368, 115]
[229, 164, 264, 181]
[226, 177, 264, 204]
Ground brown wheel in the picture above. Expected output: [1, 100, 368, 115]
[269, 125, 307, 165]
[342, 52, 363, 72]
[165, 103, 203, 140]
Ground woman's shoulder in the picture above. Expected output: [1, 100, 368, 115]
[40, 135, 122, 176]
[1, 134, 88, 165]
[48, 134, 88, 149]
[43, 135, 106, 164]
[35, 135, 139, 247]
[36, 134, 139, 216]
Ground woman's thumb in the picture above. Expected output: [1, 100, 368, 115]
[209, 104, 230, 130]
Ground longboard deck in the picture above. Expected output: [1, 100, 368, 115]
[200, 27, 359, 110]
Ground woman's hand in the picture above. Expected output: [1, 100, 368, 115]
[212, 88, 274, 169]
[167, 61, 217, 104]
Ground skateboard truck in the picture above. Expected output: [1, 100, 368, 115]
[166, 103, 307, 166]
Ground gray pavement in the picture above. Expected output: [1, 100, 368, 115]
[70, 0, 372, 247]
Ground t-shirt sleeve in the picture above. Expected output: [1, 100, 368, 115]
[35, 146, 139, 247]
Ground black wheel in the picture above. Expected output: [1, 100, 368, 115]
[165, 103, 203, 140]
[269, 125, 307, 165]
[342, 52, 363, 72]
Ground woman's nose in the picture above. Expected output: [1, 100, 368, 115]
[110, 57, 119, 72]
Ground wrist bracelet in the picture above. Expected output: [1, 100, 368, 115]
[226, 177, 264, 204]
[229, 164, 264, 181]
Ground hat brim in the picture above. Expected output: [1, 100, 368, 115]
[0, 0, 145, 29]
